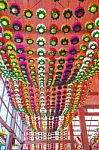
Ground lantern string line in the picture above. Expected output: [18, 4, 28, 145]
[32, 0, 42, 8]
[58, 2, 65, 9]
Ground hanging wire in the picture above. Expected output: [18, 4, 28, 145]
[58, 2, 65, 9]
[27, 0, 30, 5]
[32, 0, 42, 8]
[68, 0, 69, 7]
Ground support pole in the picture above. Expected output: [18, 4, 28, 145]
[78, 107, 90, 150]
[69, 122, 75, 150]
[6, 132, 13, 150]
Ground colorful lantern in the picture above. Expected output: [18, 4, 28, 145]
[63, 9, 72, 19]
[51, 8, 60, 20]
[0, 26, 3, 33]
[36, 8, 46, 19]
[85, 21, 94, 30]
[0, 46, 7, 54]
[79, 0, 84, 1]
[50, 36, 58, 46]
[92, 30, 99, 38]
[0, 37, 5, 46]
[83, 57, 91, 65]
[82, 34, 91, 42]
[36, 24, 46, 34]
[25, 22, 33, 32]
[70, 36, 79, 45]
[37, 48, 46, 56]
[69, 46, 77, 55]
[48, 48, 56, 56]
[1, 16, 11, 26]
[50, 24, 58, 35]
[12, 21, 22, 31]
[80, 44, 88, 51]
[3, 30, 13, 40]
[72, 22, 82, 32]
[74, 6, 85, 18]
[6, 42, 15, 50]
[26, 36, 34, 45]
[26, 47, 35, 55]
[88, 41, 97, 50]
[10, 3, 20, 16]
[24, 6, 33, 18]
[60, 38, 68, 45]
[88, 3, 98, 14]
[16, 45, 25, 54]
[86, 49, 94, 58]
[54, 0, 59, 1]
[59, 48, 67, 56]
[0, 1, 8, 11]
[37, 37, 46, 46]
[14, 34, 24, 43]
[61, 24, 70, 33]
[95, 18, 99, 27]
[67, 55, 74, 63]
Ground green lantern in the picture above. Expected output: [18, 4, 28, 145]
[36, 24, 46, 34]
[50, 24, 58, 35]
[92, 30, 99, 38]
[88, 3, 98, 14]
[25, 23, 33, 32]
[36, 8, 46, 19]
[63, 9, 72, 19]
[61, 24, 70, 33]
[50, 36, 58, 46]
[51, 8, 60, 20]
[86, 49, 94, 58]
[37, 48, 46, 56]
[95, 18, 99, 27]
[88, 41, 97, 50]
[60, 38, 68, 45]
[59, 48, 67, 56]
[82, 34, 91, 42]
[37, 37, 46, 46]
[0, 1, 8, 11]
[85, 22, 94, 30]
[80, 44, 88, 51]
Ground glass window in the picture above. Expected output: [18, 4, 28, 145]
[0, 103, 7, 122]
[0, 79, 4, 97]
[85, 116, 92, 120]
[91, 121, 98, 125]
[86, 121, 91, 125]
[3, 88, 9, 107]
[8, 101, 13, 114]
[6, 112, 11, 127]
[17, 114, 21, 127]
[14, 123, 17, 133]
[16, 126, 20, 137]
